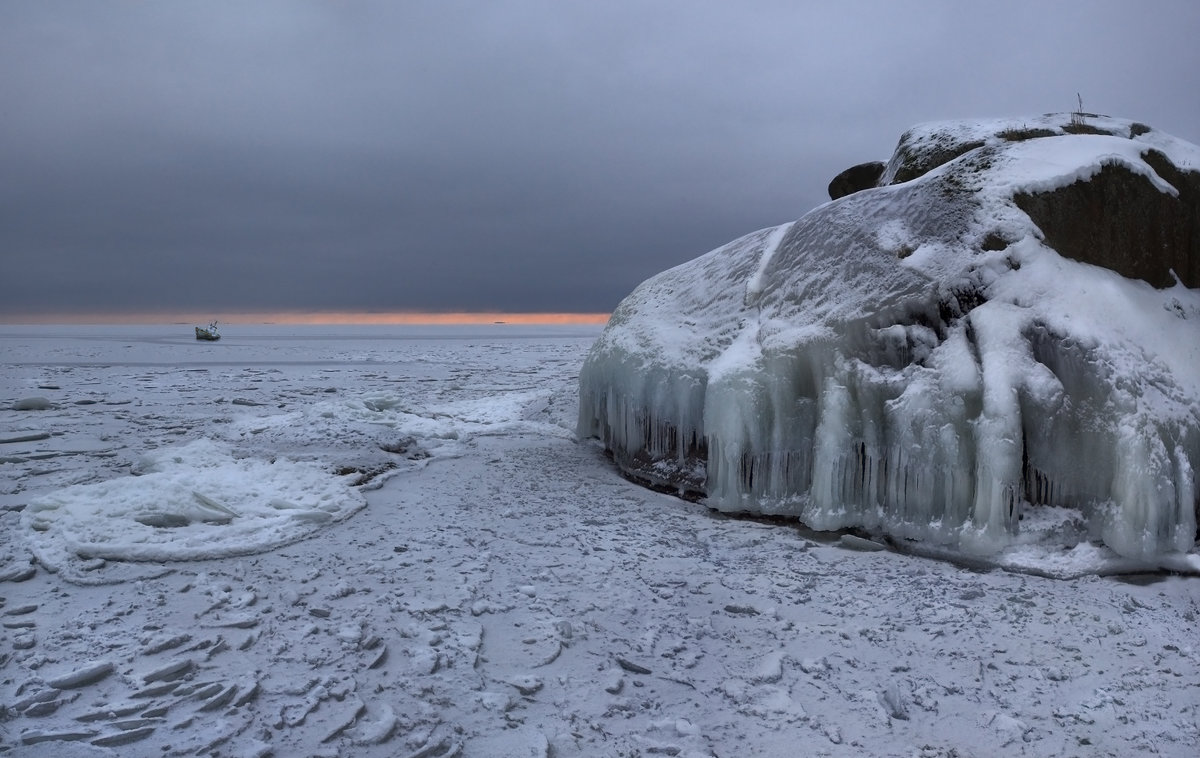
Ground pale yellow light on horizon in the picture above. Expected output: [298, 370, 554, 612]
[0, 310, 612, 326]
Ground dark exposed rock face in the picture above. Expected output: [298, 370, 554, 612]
[1014, 150, 1200, 289]
[887, 137, 985, 185]
[827, 161, 885, 200]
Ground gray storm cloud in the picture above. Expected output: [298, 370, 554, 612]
[2, 0, 1198, 316]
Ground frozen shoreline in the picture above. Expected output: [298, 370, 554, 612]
[1, 325, 1197, 756]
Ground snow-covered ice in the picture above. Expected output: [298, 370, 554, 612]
[1, 324, 1197, 756]
[23, 437, 366, 571]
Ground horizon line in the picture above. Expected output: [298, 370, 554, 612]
[0, 310, 612, 326]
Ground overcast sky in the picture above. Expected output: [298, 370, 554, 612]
[3, 0, 1198, 319]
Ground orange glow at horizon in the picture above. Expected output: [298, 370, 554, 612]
[0, 310, 612, 326]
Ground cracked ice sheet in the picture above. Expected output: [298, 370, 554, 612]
[1, 324, 1198, 757]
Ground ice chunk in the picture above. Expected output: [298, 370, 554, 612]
[12, 396, 54, 411]
[21, 438, 366, 569]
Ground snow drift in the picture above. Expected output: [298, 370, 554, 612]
[579, 113, 1200, 567]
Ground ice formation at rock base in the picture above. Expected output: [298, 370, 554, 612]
[579, 113, 1200, 566]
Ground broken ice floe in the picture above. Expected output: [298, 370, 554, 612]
[21, 438, 366, 573]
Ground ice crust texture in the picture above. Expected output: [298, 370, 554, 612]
[579, 113, 1200, 565]
[22, 438, 367, 568]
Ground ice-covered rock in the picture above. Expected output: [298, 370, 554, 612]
[579, 113, 1200, 564]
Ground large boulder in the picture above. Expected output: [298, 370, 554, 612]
[579, 113, 1200, 571]
[827, 161, 886, 200]
[1013, 150, 1199, 288]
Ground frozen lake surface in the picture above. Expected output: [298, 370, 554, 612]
[1, 324, 1197, 756]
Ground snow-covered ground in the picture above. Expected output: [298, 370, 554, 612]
[1, 324, 1197, 757]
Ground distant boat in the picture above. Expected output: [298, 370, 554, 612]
[194, 321, 221, 341]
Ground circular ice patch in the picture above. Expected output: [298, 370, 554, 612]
[22, 438, 366, 568]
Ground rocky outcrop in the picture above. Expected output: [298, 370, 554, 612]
[877, 112, 1138, 186]
[829, 113, 1200, 288]
[581, 113, 1200, 565]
